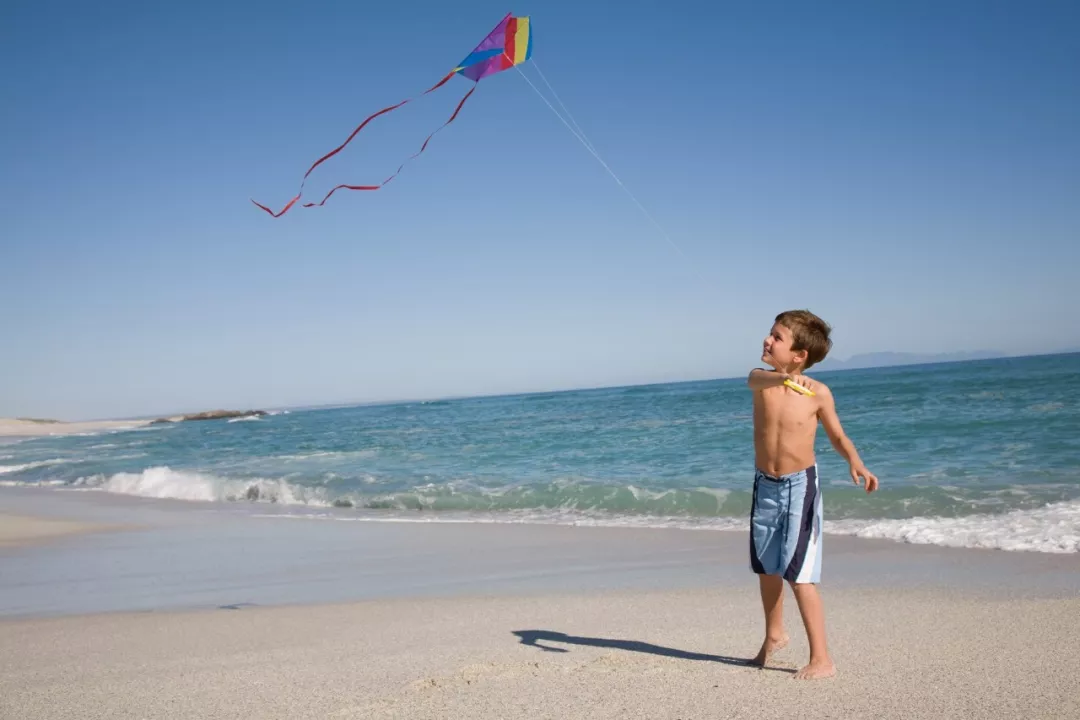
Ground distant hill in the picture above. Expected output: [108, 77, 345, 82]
[815, 350, 1005, 372]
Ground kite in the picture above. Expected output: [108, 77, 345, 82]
[252, 13, 533, 217]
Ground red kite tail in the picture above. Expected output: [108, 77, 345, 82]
[252, 71, 458, 218]
[301, 85, 477, 209]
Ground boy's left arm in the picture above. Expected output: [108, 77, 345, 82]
[816, 385, 879, 493]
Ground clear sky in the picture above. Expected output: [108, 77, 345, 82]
[2, 0, 1078, 420]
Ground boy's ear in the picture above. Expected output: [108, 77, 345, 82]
[793, 347, 809, 366]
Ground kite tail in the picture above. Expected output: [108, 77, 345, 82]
[251, 71, 459, 218]
[302, 85, 477, 209]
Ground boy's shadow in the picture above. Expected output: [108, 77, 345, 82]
[512, 630, 795, 674]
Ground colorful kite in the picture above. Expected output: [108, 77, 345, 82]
[252, 13, 533, 217]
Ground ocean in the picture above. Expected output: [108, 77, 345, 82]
[3, 354, 1078, 554]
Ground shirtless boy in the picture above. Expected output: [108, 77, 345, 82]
[747, 310, 879, 679]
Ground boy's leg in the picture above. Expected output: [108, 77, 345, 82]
[789, 582, 836, 679]
[751, 573, 788, 666]
[775, 465, 832, 678]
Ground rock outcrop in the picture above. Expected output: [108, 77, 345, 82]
[150, 410, 267, 425]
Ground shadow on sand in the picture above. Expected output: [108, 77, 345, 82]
[512, 630, 795, 674]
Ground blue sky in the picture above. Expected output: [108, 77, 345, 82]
[2, 0, 1078, 420]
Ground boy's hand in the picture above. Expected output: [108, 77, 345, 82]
[850, 463, 879, 493]
[785, 374, 815, 393]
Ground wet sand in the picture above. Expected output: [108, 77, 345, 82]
[0, 513, 122, 548]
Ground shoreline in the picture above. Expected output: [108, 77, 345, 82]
[1, 480, 1077, 555]
[0, 418, 151, 438]
[0, 409, 268, 438]
[2, 488, 1078, 620]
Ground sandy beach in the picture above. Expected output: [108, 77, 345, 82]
[0, 418, 150, 438]
[2, 586, 1077, 719]
[1, 490, 1079, 719]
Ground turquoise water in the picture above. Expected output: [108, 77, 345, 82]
[3, 354, 1079, 552]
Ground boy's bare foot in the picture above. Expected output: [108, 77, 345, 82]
[793, 659, 836, 680]
[750, 634, 789, 667]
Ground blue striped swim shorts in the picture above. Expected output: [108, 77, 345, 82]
[749, 465, 823, 584]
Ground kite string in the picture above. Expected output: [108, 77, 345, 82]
[512, 63, 694, 267]
[529, 59, 597, 155]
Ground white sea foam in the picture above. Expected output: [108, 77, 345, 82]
[626, 486, 674, 501]
[0, 459, 72, 474]
[253, 509, 752, 531]
[692, 487, 731, 507]
[251, 502, 1080, 554]
[73, 467, 333, 506]
[0, 479, 68, 487]
[227, 416, 263, 423]
[828, 500, 1080, 554]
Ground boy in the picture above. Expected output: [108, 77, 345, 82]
[746, 310, 878, 680]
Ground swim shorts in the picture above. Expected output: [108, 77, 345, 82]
[749, 465, 822, 584]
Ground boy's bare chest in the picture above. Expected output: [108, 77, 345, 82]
[753, 391, 817, 431]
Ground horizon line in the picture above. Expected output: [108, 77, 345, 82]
[12, 348, 1076, 423]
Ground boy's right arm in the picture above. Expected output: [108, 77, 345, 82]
[748, 368, 790, 391]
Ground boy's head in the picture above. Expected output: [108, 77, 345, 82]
[762, 310, 833, 371]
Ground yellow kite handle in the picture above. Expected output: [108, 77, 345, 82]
[783, 379, 816, 397]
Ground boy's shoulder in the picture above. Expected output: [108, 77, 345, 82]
[803, 375, 833, 404]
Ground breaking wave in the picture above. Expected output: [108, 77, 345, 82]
[73, 467, 333, 506]
[7, 467, 1066, 554]
[829, 500, 1080, 554]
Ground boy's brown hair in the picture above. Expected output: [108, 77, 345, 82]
[776, 310, 833, 369]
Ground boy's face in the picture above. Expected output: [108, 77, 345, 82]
[762, 322, 806, 371]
